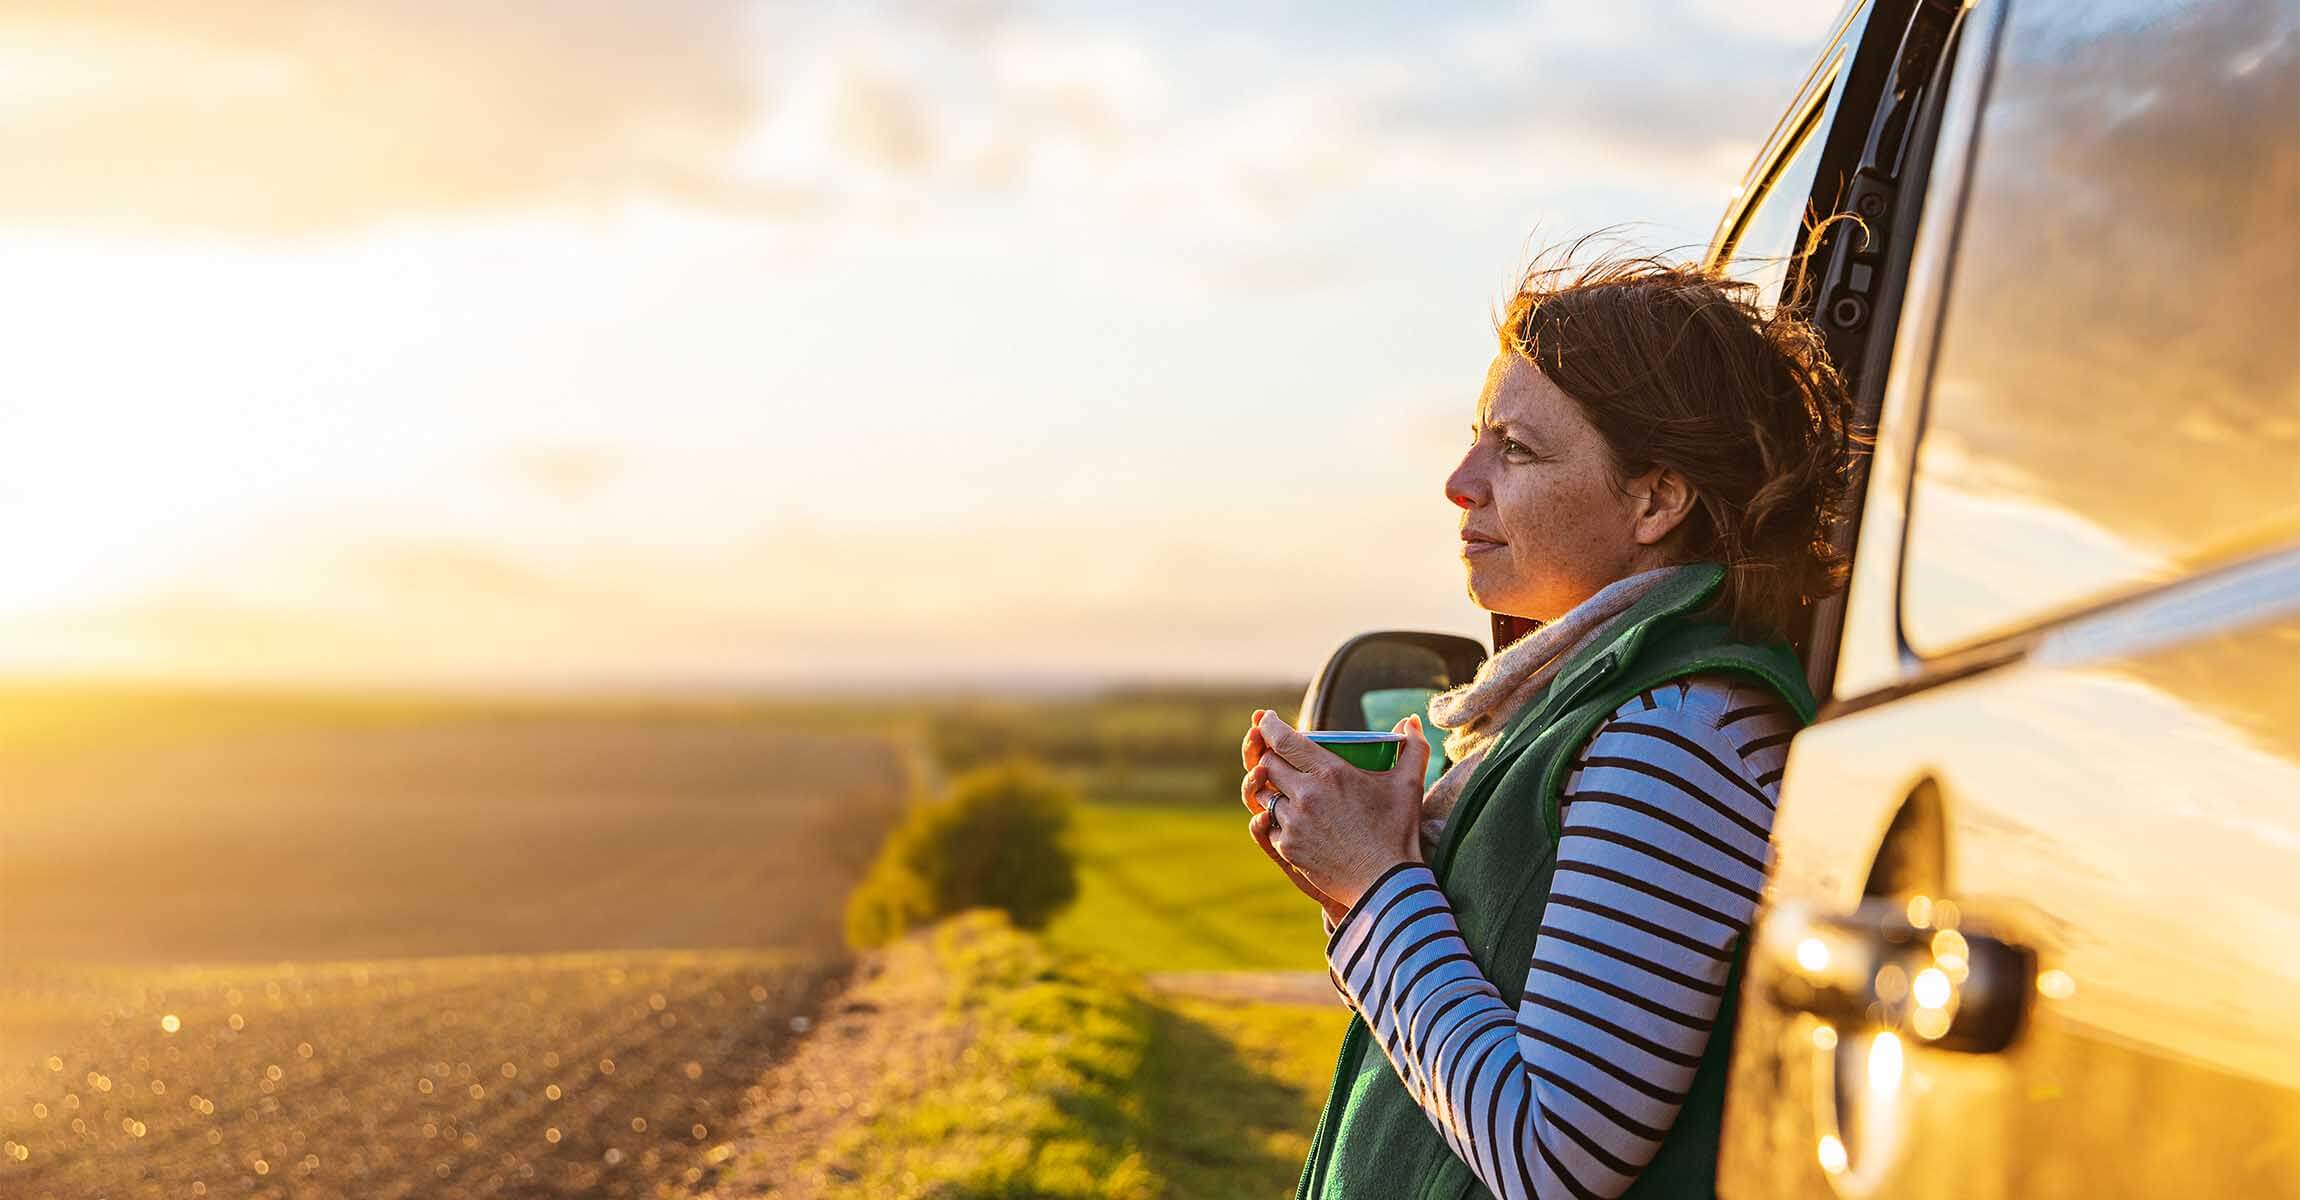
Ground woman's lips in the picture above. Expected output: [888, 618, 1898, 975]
[1461, 537, 1505, 556]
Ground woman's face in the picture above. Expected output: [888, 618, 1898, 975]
[1444, 353, 1664, 621]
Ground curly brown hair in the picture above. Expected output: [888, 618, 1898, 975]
[1497, 237, 1862, 643]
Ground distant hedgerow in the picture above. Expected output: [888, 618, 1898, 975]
[844, 759, 1080, 949]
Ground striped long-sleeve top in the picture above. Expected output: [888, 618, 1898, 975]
[1322, 672, 1797, 1200]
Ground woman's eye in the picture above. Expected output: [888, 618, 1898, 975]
[1503, 438, 1537, 460]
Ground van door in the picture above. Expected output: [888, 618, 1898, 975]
[1720, 0, 2300, 1195]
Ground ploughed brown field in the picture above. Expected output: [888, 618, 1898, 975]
[0, 693, 911, 1199]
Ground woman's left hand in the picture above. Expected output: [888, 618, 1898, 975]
[1243, 711, 1431, 913]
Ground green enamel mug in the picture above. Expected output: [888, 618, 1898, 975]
[1305, 730, 1405, 771]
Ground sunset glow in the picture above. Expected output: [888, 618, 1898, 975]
[1, 2, 1842, 688]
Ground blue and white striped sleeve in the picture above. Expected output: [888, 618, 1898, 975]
[1322, 674, 1798, 1200]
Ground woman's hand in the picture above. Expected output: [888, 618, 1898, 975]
[1240, 709, 1430, 916]
[1240, 709, 1351, 923]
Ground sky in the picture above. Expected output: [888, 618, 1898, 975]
[1, 0, 1845, 691]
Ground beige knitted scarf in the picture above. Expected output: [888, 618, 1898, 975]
[1415, 563, 1695, 857]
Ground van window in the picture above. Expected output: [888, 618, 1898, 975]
[1721, 86, 1832, 307]
[1899, 0, 2300, 655]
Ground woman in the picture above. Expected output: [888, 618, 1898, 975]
[1240, 248, 1855, 1200]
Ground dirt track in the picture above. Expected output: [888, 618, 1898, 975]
[1145, 971, 1337, 1007]
[682, 934, 967, 1199]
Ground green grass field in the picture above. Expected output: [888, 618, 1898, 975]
[1046, 794, 1332, 974]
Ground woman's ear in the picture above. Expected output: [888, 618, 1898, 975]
[1628, 466, 1698, 547]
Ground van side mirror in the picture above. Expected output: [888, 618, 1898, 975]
[1299, 630, 1487, 733]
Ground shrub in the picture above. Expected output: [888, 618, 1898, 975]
[845, 759, 1080, 949]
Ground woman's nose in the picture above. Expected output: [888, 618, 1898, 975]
[1444, 458, 1482, 509]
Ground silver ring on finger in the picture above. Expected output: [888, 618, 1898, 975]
[1264, 786, 1285, 823]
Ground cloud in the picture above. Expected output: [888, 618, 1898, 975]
[829, 64, 935, 172]
[5, 0, 1844, 251]
[1191, 243, 1372, 297]
[1385, 1, 1843, 186]
[0, 0, 785, 234]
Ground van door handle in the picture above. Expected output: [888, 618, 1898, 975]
[1752, 896, 2033, 1053]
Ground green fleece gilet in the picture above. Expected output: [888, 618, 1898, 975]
[1296, 562, 1817, 1200]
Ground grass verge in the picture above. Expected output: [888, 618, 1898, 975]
[765, 911, 1160, 1198]
[717, 912, 1350, 1200]
[1141, 995, 1352, 1197]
